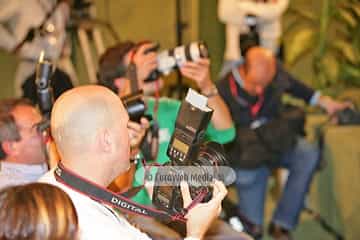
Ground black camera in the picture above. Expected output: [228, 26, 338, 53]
[121, 91, 147, 123]
[35, 52, 55, 133]
[145, 41, 209, 82]
[71, 0, 93, 19]
[152, 89, 229, 218]
[336, 107, 360, 125]
[36, 53, 55, 118]
[239, 14, 260, 56]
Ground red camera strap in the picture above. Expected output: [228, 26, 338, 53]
[54, 162, 187, 223]
[229, 72, 264, 118]
[54, 162, 210, 223]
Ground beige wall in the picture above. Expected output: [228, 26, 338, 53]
[0, 51, 17, 98]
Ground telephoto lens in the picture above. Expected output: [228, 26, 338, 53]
[158, 41, 209, 75]
[146, 41, 209, 81]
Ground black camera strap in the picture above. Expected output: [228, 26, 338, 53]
[54, 162, 187, 223]
[127, 62, 140, 93]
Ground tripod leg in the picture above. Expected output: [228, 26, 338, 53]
[89, 4, 106, 57]
[57, 56, 79, 86]
[77, 28, 97, 84]
[92, 28, 105, 57]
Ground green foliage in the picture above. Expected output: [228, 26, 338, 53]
[285, 0, 360, 89]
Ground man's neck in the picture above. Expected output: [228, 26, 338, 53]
[60, 160, 111, 188]
[4, 157, 45, 165]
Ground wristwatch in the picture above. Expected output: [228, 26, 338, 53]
[201, 85, 218, 98]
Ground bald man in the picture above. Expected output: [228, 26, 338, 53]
[216, 47, 349, 239]
[39, 85, 228, 240]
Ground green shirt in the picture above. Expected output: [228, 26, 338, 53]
[131, 97, 235, 205]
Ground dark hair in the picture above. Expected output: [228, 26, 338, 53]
[22, 68, 74, 105]
[98, 41, 136, 93]
[0, 183, 78, 240]
[0, 98, 34, 160]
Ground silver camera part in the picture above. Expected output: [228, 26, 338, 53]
[156, 42, 208, 76]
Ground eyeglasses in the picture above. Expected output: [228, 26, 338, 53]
[17, 121, 44, 136]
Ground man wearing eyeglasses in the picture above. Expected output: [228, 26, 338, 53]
[0, 98, 48, 189]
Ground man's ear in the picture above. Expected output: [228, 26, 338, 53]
[1, 141, 16, 157]
[114, 78, 126, 91]
[114, 78, 122, 90]
[97, 129, 112, 153]
[114, 78, 131, 96]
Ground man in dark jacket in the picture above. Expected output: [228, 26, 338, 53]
[217, 47, 349, 240]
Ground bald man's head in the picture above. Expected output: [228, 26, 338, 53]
[51, 86, 130, 171]
[242, 47, 277, 95]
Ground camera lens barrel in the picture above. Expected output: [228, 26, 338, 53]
[170, 41, 209, 67]
[147, 41, 209, 82]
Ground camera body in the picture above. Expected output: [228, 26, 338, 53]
[152, 89, 228, 217]
[35, 53, 55, 133]
[121, 91, 146, 123]
[36, 56, 55, 118]
[71, 0, 93, 19]
[336, 107, 360, 125]
[145, 42, 209, 82]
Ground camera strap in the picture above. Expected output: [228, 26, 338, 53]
[127, 62, 140, 93]
[137, 159, 210, 215]
[54, 162, 187, 223]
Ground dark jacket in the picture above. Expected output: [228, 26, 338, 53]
[217, 62, 314, 127]
[216, 62, 314, 168]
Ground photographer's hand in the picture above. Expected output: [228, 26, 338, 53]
[181, 180, 227, 239]
[132, 43, 158, 84]
[127, 117, 150, 156]
[180, 58, 213, 92]
[318, 96, 353, 116]
[180, 58, 233, 130]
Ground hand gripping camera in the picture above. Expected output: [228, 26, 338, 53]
[152, 89, 229, 218]
[146, 41, 209, 81]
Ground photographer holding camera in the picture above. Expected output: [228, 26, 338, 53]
[98, 40, 235, 197]
[217, 47, 350, 240]
[218, 0, 289, 78]
[98, 42, 253, 239]
[39, 85, 229, 240]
